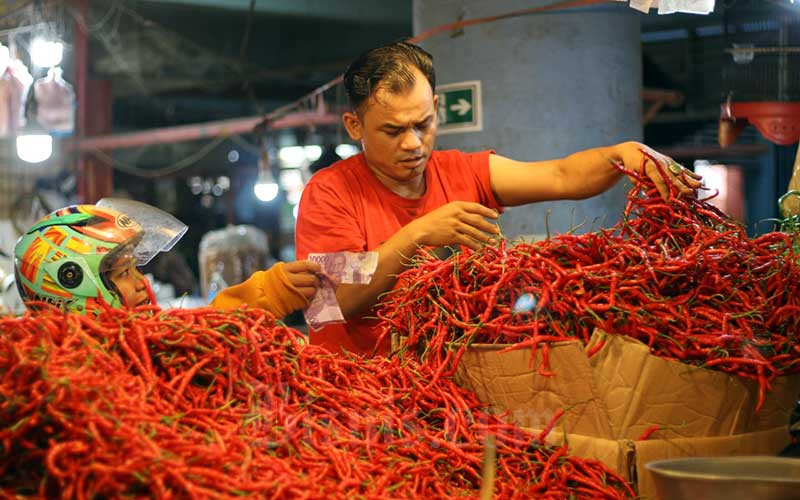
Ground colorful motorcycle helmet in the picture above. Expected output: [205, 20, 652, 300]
[14, 198, 187, 313]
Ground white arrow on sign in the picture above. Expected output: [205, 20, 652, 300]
[449, 98, 472, 116]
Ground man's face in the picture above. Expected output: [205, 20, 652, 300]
[107, 253, 150, 307]
[344, 67, 438, 186]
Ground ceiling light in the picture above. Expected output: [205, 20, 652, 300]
[16, 131, 52, 163]
[254, 180, 279, 202]
[254, 166, 279, 202]
[278, 146, 306, 168]
[335, 144, 359, 159]
[30, 38, 63, 68]
[304, 145, 322, 162]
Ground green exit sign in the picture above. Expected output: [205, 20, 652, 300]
[436, 80, 482, 135]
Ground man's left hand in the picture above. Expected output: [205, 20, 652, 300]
[618, 142, 703, 200]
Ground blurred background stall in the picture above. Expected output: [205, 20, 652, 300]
[0, 0, 797, 318]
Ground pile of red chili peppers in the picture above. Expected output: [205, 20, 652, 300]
[377, 159, 800, 411]
[0, 305, 634, 498]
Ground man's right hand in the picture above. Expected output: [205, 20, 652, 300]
[403, 201, 500, 251]
[334, 202, 499, 319]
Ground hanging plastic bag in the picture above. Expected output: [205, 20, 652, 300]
[657, 0, 714, 15]
[618, 0, 714, 15]
[31, 66, 75, 135]
[0, 57, 32, 137]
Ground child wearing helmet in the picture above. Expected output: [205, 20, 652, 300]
[14, 199, 320, 318]
[14, 203, 150, 312]
[100, 242, 155, 308]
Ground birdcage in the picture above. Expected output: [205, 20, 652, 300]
[720, 15, 800, 146]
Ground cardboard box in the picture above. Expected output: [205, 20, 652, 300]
[535, 425, 791, 500]
[395, 330, 799, 497]
[452, 339, 615, 438]
[587, 332, 757, 439]
[532, 427, 636, 479]
[450, 329, 799, 441]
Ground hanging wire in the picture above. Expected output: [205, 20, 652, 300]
[87, 134, 229, 179]
[65, 0, 245, 79]
[0, 0, 34, 26]
[87, 0, 121, 33]
[257, 0, 614, 125]
[229, 133, 261, 155]
[238, 0, 263, 114]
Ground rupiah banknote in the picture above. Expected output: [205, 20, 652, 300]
[304, 251, 378, 330]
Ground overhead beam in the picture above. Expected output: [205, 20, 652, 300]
[73, 111, 341, 151]
[659, 143, 769, 160]
[642, 87, 685, 124]
[140, 0, 411, 24]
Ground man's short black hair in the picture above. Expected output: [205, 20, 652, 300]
[343, 41, 436, 112]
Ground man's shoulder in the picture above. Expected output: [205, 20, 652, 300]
[431, 149, 492, 172]
[308, 153, 364, 185]
[431, 149, 492, 161]
[303, 154, 366, 207]
[432, 149, 468, 160]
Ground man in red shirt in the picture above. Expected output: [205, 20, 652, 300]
[295, 41, 701, 356]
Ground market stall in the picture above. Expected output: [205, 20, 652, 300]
[1, 0, 799, 498]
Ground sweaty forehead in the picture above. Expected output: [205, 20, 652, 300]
[365, 84, 434, 124]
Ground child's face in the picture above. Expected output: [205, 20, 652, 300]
[107, 253, 151, 307]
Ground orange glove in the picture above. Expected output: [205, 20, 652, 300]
[210, 262, 310, 318]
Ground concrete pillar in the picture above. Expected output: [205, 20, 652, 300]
[414, 0, 642, 239]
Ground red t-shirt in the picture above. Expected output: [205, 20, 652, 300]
[295, 149, 501, 356]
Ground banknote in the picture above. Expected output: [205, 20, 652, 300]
[307, 252, 379, 284]
[304, 252, 378, 330]
[304, 276, 344, 330]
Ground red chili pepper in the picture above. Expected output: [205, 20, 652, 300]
[539, 408, 566, 443]
[379, 155, 799, 444]
[637, 424, 662, 441]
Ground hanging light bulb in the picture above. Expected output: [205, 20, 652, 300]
[254, 137, 279, 202]
[16, 133, 52, 163]
[30, 38, 63, 68]
[17, 83, 52, 163]
[254, 170, 279, 202]
[17, 114, 52, 164]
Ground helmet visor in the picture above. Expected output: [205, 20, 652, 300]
[96, 198, 188, 266]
